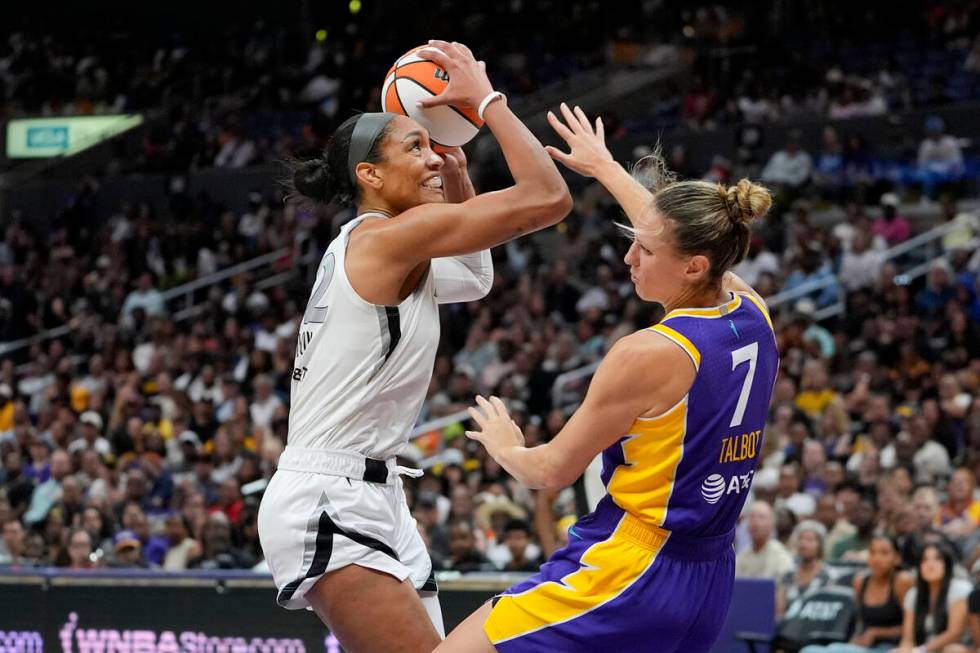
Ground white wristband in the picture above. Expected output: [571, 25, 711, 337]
[477, 91, 505, 121]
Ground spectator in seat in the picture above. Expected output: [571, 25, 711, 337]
[796, 360, 840, 419]
[776, 463, 817, 519]
[60, 528, 96, 570]
[906, 416, 952, 486]
[499, 519, 542, 573]
[120, 272, 166, 328]
[840, 231, 884, 292]
[761, 130, 813, 196]
[830, 498, 877, 561]
[939, 468, 980, 546]
[446, 518, 492, 573]
[905, 486, 961, 565]
[0, 518, 27, 566]
[893, 543, 971, 653]
[109, 529, 145, 568]
[23, 449, 71, 526]
[872, 194, 912, 247]
[801, 532, 912, 653]
[248, 374, 282, 430]
[736, 501, 795, 580]
[163, 513, 201, 570]
[816, 494, 857, 560]
[189, 512, 255, 569]
[732, 237, 780, 287]
[777, 520, 834, 618]
[917, 116, 964, 188]
[915, 260, 957, 319]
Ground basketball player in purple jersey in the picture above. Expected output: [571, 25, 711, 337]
[438, 105, 780, 652]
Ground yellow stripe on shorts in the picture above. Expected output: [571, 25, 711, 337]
[483, 516, 667, 644]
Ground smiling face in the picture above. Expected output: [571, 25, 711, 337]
[622, 209, 709, 304]
[358, 115, 445, 213]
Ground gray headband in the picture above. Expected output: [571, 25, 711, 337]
[348, 112, 397, 185]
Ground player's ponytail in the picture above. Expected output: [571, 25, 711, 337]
[285, 114, 392, 207]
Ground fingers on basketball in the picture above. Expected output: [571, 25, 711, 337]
[452, 41, 476, 60]
[427, 40, 460, 61]
[418, 47, 452, 70]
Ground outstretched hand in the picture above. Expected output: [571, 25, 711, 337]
[417, 40, 493, 110]
[545, 103, 613, 178]
[466, 395, 525, 453]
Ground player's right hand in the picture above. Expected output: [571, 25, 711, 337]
[465, 395, 525, 453]
[417, 40, 493, 110]
[545, 103, 614, 178]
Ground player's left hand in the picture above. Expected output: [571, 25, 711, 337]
[439, 146, 475, 202]
[545, 103, 613, 178]
[440, 146, 467, 169]
[466, 395, 525, 452]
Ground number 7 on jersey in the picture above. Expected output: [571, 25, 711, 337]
[729, 342, 758, 428]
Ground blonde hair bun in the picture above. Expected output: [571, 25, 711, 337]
[725, 179, 772, 225]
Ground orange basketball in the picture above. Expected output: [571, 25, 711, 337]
[381, 45, 484, 152]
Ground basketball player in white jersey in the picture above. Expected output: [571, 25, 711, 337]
[257, 40, 572, 653]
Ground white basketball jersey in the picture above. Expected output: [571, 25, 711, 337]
[286, 213, 440, 459]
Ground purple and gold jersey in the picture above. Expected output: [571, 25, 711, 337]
[601, 291, 779, 537]
[484, 293, 778, 652]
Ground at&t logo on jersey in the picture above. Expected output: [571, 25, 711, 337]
[701, 470, 755, 504]
[701, 474, 726, 504]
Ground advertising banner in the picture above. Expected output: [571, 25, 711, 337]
[5, 115, 143, 158]
[0, 572, 774, 652]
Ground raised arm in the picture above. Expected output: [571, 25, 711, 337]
[547, 106, 768, 304]
[361, 41, 571, 264]
[544, 103, 653, 225]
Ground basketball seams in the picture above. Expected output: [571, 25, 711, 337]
[382, 73, 405, 115]
[395, 76, 482, 130]
[382, 45, 483, 149]
[394, 61, 449, 96]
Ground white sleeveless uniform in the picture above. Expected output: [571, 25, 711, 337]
[258, 212, 491, 613]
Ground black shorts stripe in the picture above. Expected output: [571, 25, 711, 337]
[420, 566, 438, 593]
[277, 511, 335, 606]
[276, 510, 399, 606]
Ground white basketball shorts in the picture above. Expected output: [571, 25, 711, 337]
[257, 447, 435, 611]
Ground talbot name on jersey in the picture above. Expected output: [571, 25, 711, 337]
[718, 429, 762, 463]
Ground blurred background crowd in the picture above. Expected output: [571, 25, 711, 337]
[2, 1, 980, 645]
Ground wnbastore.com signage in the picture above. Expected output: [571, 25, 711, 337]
[0, 572, 493, 653]
[1, 613, 332, 653]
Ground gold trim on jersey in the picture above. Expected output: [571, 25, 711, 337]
[648, 324, 701, 371]
[607, 398, 688, 529]
[739, 292, 775, 332]
[662, 292, 742, 320]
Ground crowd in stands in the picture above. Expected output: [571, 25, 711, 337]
[1, 2, 980, 649]
[3, 1, 979, 177]
[1, 117, 979, 587]
[673, 1, 980, 130]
